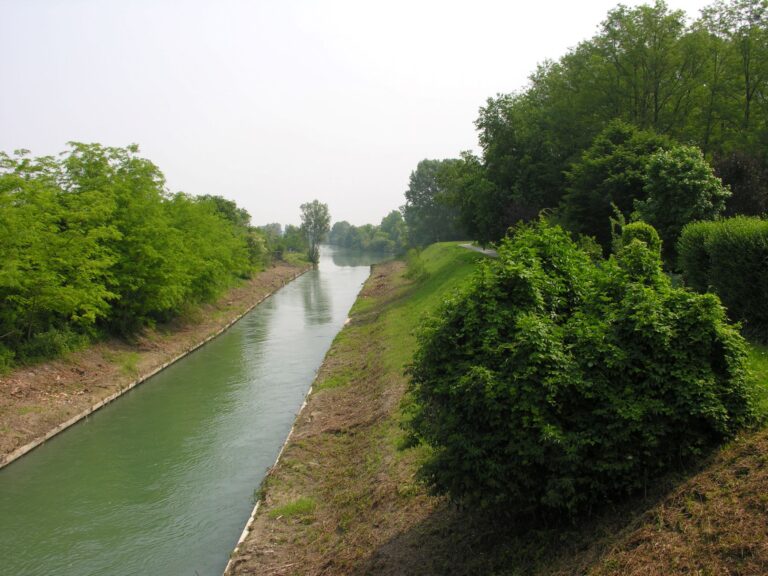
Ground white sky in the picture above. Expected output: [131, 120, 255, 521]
[2, 0, 714, 226]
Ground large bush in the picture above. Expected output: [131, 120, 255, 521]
[407, 221, 753, 515]
[679, 217, 768, 339]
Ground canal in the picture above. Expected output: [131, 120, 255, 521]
[0, 246, 386, 576]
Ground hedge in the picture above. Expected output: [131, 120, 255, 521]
[678, 217, 768, 339]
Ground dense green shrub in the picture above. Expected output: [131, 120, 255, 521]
[618, 221, 662, 256]
[679, 217, 768, 339]
[407, 221, 753, 516]
[677, 221, 717, 292]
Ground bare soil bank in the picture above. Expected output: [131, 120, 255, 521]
[0, 262, 309, 468]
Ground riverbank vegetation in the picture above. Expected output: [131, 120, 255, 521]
[229, 243, 768, 575]
[0, 144, 306, 371]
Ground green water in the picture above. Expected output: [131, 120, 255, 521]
[0, 246, 387, 576]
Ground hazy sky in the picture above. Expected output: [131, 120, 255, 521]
[2, 0, 714, 226]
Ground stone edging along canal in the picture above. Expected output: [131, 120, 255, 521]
[0, 267, 310, 472]
[223, 367, 318, 576]
[222, 268, 371, 576]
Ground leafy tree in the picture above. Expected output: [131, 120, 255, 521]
[328, 221, 353, 247]
[0, 143, 261, 363]
[439, 152, 506, 246]
[0, 149, 117, 359]
[379, 210, 407, 251]
[562, 121, 672, 250]
[406, 221, 752, 516]
[300, 200, 330, 263]
[635, 145, 731, 261]
[282, 224, 307, 254]
[403, 159, 464, 246]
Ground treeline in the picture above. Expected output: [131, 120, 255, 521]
[403, 0, 768, 251]
[327, 210, 407, 253]
[258, 222, 309, 258]
[0, 144, 275, 369]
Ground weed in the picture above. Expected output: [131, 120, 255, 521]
[268, 497, 317, 520]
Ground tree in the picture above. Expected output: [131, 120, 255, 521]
[300, 200, 330, 263]
[635, 145, 731, 261]
[716, 150, 768, 215]
[561, 121, 672, 250]
[403, 159, 463, 246]
[379, 210, 407, 252]
[439, 151, 507, 246]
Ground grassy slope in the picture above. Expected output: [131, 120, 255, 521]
[227, 243, 483, 575]
[229, 243, 768, 576]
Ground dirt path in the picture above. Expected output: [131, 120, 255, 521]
[459, 242, 498, 257]
[0, 262, 309, 468]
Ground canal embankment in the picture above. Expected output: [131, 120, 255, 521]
[0, 261, 309, 469]
[225, 243, 768, 576]
[224, 243, 483, 575]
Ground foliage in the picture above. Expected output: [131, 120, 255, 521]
[677, 220, 717, 291]
[562, 121, 672, 250]
[679, 216, 768, 339]
[635, 145, 730, 261]
[403, 159, 465, 246]
[450, 0, 768, 247]
[0, 144, 259, 364]
[300, 200, 331, 263]
[617, 221, 663, 256]
[403, 249, 429, 282]
[438, 151, 505, 246]
[328, 211, 408, 253]
[407, 220, 753, 516]
[715, 151, 768, 216]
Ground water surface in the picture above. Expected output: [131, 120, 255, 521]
[0, 246, 387, 576]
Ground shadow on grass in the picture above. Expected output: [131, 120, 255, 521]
[352, 470, 699, 576]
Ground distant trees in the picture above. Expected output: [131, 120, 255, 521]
[300, 200, 331, 263]
[0, 144, 265, 368]
[327, 210, 408, 253]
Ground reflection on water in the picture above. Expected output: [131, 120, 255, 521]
[328, 244, 394, 267]
[302, 275, 333, 326]
[0, 245, 385, 576]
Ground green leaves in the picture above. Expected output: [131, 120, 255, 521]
[300, 200, 330, 263]
[679, 216, 768, 340]
[0, 144, 257, 362]
[406, 220, 753, 517]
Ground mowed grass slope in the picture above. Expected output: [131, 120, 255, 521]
[226, 242, 484, 576]
[228, 242, 768, 576]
